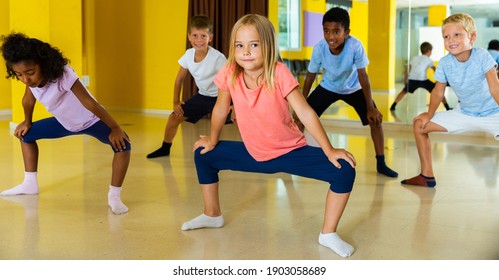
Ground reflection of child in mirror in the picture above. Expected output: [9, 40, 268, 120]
[390, 42, 451, 111]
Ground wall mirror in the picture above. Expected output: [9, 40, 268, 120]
[278, 0, 499, 125]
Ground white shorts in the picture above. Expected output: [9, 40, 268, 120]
[431, 105, 499, 140]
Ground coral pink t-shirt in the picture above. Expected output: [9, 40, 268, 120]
[30, 65, 99, 132]
[214, 62, 307, 161]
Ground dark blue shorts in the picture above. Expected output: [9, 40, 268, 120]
[194, 140, 355, 193]
[182, 93, 233, 124]
[402, 79, 435, 93]
[22, 117, 131, 153]
[182, 94, 217, 123]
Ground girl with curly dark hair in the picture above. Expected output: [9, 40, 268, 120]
[0, 32, 131, 214]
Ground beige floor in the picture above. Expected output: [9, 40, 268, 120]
[1, 90, 499, 261]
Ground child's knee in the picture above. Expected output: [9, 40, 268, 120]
[194, 147, 207, 164]
[412, 119, 425, 133]
[330, 159, 355, 193]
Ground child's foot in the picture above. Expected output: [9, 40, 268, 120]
[376, 155, 398, 178]
[0, 182, 39, 196]
[401, 174, 436, 187]
[377, 164, 398, 178]
[146, 142, 172, 158]
[108, 186, 128, 214]
[181, 214, 224, 231]
[108, 196, 128, 214]
[390, 103, 396, 111]
[318, 232, 354, 258]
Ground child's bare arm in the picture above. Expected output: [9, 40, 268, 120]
[193, 88, 231, 154]
[485, 67, 499, 105]
[71, 79, 129, 151]
[173, 67, 189, 115]
[14, 86, 37, 139]
[288, 88, 356, 168]
[301, 72, 317, 99]
[427, 82, 447, 118]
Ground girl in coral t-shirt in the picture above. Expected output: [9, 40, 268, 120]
[181, 14, 357, 258]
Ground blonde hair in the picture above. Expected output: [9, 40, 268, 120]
[442, 13, 476, 38]
[227, 14, 279, 92]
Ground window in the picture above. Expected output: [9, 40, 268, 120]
[278, 0, 301, 51]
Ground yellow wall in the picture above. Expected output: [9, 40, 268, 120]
[269, 0, 279, 39]
[428, 5, 448, 27]
[82, 0, 188, 112]
[1, 0, 399, 116]
[5, 0, 188, 124]
[0, 0, 11, 111]
[368, 0, 396, 90]
[143, 1, 188, 111]
[350, 1, 368, 53]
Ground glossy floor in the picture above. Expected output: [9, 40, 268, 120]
[0, 98, 498, 260]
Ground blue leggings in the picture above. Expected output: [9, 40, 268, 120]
[22, 117, 131, 152]
[194, 140, 355, 193]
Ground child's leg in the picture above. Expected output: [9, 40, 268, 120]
[341, 90, 398, 177]
[401, 120, 446, 187]
[2, 118, 80, 195]
[181, 182, 224, 230]
[164, 114, 187, 144]
[148, 95, 216, 159]
[1, 142, 39, 195]
[390, 89, 407, 110]
[275, 146, 355, 257]
[108, 150, 130, 214]
[303, 85, 340, 132]
[370, 124, 398, 177]
[319, 190, 354, 257]
[147, 114, 187, 158]
[442, 96, 451, 110]
[81, 121, 132, 213]
[184, 140, 285, 231]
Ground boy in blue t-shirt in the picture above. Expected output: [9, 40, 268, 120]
[402, 13, 499, 187]
[297, 7, 398, 178]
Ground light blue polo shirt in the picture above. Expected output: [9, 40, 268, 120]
[307, 36, 369, 95]
[435, 48, 498, 117]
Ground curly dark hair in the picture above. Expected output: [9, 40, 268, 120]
[0, 32, 69, 81]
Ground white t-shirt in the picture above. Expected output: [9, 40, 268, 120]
[408, 55, 434, 81]
[30, 65, 100, 132]
[178, 46, 227, 97]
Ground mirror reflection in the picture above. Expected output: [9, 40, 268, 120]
[280, 1, 499, 125]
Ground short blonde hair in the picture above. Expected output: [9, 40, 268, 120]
[442, 13, 476, 37]
[227, 14, 279, 92]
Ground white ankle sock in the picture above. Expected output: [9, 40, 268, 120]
[1, 171, 39, 196]
[108, 185, 128, 214]
[318, 232, 354, 257]
[181, 214, 224, 231]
